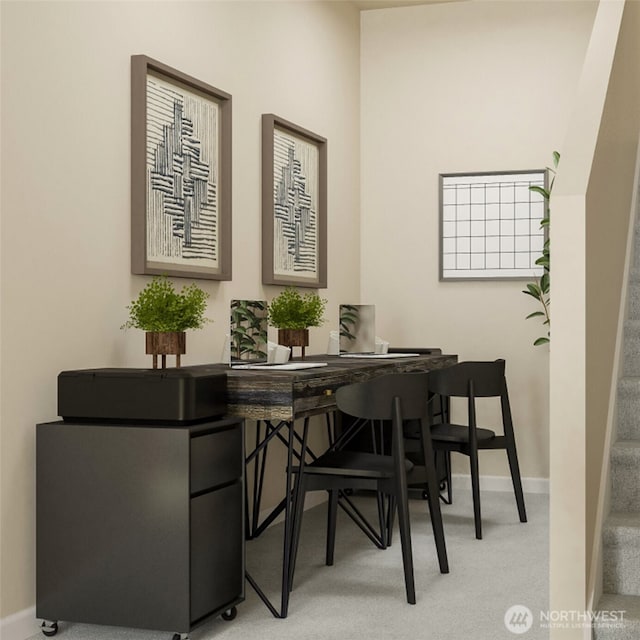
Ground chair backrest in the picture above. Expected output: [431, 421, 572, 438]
[427, 360, 506, 398]
[336, 373, 429, 420]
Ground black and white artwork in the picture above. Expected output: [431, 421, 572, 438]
[146, 74, 219, 269]
[131, 56, 232, 280]
[272, 127, 318, 280]
[262, 114, 327, 288]
[440, 170, 546, 280]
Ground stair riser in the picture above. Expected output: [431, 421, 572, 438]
[611, 450, 640, 512]
[624, 327, 640, 376]
[603, 543, 640, 596]
[630, 283, 640, 320]
[634, 231, 640, 269]
[617, 384, 640, 441]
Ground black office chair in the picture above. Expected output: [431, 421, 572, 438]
[288, 373, 449, 606]
[427, 360, 527, 539]
[335, 348, 451, 502]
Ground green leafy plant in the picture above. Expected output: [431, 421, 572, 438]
[122, 276, 210, 332]
[268, 287, 327, 329]
[230, 300, 268, 361]
[523, 151, 559, 346]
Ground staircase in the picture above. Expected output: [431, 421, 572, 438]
[594, 249, 640, 638]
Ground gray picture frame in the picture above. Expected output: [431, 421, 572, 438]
[131, 55, 232, 280]
[439, 169, 548, 282]
[262, 114, 327, 288]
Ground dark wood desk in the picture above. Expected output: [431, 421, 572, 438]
[206, 352, 457, 619]
[223, 353, 457, 421]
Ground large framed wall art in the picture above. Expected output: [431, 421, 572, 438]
[262, 114, 327, 288]
[131, 55, 232, 280]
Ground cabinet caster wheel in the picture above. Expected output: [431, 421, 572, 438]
[171, 634, 188, 640]
[422, 490, 429, 500]
[41, 621, 58, 637]
[221, 606, 237, 621]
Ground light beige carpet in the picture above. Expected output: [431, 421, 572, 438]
[31, 489, 548, 640]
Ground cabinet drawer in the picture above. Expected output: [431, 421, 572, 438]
[191, 425, 242, 494]
[190, 482, 243, 622]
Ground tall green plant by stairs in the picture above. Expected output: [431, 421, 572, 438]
[523, 151, 559, 346]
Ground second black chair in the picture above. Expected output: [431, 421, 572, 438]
[428, 359, 527, 540]
[288, 373, 449, 606]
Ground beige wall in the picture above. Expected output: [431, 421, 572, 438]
[360, 0, 596, 481]
[585, 0, 640, 604]
[0, 0, 361, 619]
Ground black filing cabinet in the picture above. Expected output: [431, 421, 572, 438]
[36, 417, 244, 638]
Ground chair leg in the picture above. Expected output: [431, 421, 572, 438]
[419, 421, 449, 573]
[326, 489, 339, 566]
[376, 491, 388, 549]
[391, 398, 415, 605]
[506, 442, 528, 523]
[386, 494, 396, 547]
[394, 485, 416, 605]
[425, 468, 449, 573]
[288, 475, 307, 591]
[469, 448, 482, 540]
[445, 451, 453, 504]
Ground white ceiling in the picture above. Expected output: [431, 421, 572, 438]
[352, 0, 460, 11]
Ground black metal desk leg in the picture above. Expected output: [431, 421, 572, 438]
[280, 418, 309, 618]
[245, 417, 309, 619]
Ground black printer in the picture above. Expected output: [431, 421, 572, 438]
[58, 365, 227, 424]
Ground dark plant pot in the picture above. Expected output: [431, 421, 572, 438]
[145, 331, 186, 369]
[278, 329, 309, 359]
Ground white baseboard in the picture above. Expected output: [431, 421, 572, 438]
[451, 473, 549, 495]
[0, 605, 39, 640]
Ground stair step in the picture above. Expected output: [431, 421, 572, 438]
[630, 268, 640, 283]
[611, 442, 640, 512]
[617, 378, 640, 441]
[593, 593, 640, 640]
[630, 281, 640, 320]
[624, 322, 640, 377]
[634, 227, 640, 269]
[603, 513, 640, 596]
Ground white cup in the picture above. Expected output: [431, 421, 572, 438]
[327, 330, 340, 355]
[274, 344, 291, 364]
[222, 335, 231, 363]
[375, 337, 389, 355]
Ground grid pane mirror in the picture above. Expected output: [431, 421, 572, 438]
[440, 170, 547, 280]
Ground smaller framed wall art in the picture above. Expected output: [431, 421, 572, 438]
[262, 114, 327, 288]
[131, 55, 232, 280]
[440, 170, 547, 281]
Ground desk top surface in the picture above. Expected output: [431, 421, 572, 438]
[199, 352, 457, 421]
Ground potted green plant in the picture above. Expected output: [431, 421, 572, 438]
[122, 275, 210, 368]
[268, 287, 327, 359]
